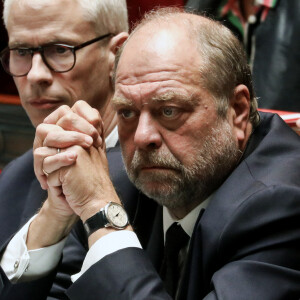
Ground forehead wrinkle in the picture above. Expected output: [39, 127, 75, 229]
[112, 92, 200, 110]
[151, 92, 199, 107]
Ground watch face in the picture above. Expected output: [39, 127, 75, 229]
[106, 202, 128, 229]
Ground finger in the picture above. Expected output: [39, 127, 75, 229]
[47, 173, 68, 204]
[34, 147, 58, 190]
[72, 100, 102, 129]
[47, 169, 64, 188]
[45, 145, 83, 189]
[48, 186, 65, 202]
[43, 150, 77, 174]
[72, 101, 104, 147]
[43, 105, 72, 124]
[33, 123, 64, 151]
[43, 130, 93, 149]
[56, 111, 102, 148]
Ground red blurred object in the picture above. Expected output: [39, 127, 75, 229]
[126, 0, 184, 29]
[258, 108, 300, 134]
[0, 93, 21, 105]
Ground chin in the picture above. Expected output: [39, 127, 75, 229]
[28, 108, 58, 127]
[30, 115, 48, 127]
[135, 178, 181, 201]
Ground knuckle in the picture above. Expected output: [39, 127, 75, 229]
[91, 108, 101, 123]
[43, 132, 56, 146]
[88, 110, 102, 131]
[62, 112, 76, 124]
[74, 100, 85, 107]
[36, 123, 46, 135]
[59, 105, 71, 114]
[33, 147, 43, 158]
[69, 144, 84, 154]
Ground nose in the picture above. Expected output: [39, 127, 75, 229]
[134, 112, 162, 150]
[26, 53, 53, 85]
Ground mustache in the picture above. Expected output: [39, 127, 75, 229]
[130, 149, 182, 171]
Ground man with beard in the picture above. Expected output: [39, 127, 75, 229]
[6, 8, 300, 300]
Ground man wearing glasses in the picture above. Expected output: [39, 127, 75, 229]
[0, 0, 133, 298]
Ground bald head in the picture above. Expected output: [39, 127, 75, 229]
[114, 8, 259, 126]
[115, 22, 201, 90]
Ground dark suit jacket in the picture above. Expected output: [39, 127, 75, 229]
[67, 113, 300, 299]
[1, 113, 300, 299]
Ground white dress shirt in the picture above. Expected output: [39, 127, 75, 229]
[163, 197, 211, 240]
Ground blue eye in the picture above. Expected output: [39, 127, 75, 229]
[162, 107, 179, 118]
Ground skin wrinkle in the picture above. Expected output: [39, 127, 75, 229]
[113, 92, 199, 109]
[116, 69, 200, 86]
[115, 14, 254, 218]
[122, 118, 241, 212]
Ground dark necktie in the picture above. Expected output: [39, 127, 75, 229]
[159, 222, 189, 298]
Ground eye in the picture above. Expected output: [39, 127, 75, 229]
[53, 45, 69, 55]
[118, 109, 136, 120]
[161, 106, 180, 118]
[14, 48, 29, 57]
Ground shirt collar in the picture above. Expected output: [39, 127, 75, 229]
[105, 126, 118, 148]
[163, 195, 212, 241]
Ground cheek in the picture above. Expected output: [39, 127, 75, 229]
[166, 137, 189, 160]
[14, 77, 25, 95]
[72, 65, 110, 107]
[163, 130, 202, 166]
[119, 126, 136, 162]
[62, 71, 83, 94]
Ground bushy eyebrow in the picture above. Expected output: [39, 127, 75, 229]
[151, 92, 199, 107]
[112, 92, 199, 110]
[112, 96, 134, 108]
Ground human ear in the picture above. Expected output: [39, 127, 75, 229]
[229, 84, 251, 148]
[108, 32, 128, 78]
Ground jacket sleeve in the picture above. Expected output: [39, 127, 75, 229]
[0, 266, 57, 300]
[66, 247, 172, 300]
[200, 185, 300, 300]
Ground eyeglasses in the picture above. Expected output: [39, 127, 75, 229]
[0, 33, 114, 77]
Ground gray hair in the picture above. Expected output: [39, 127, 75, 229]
[3, 0, 129, 34]
[114, 8, 259, 127]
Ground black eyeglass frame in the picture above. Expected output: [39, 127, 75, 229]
[0, 33, 114, 77]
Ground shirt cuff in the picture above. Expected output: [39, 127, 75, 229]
[71, 230, 142, 282]
[0, 215, 66, 282]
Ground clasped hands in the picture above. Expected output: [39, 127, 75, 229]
[28, 101, 121, 249]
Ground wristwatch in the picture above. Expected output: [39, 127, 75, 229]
[83, 202, 129, 237]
